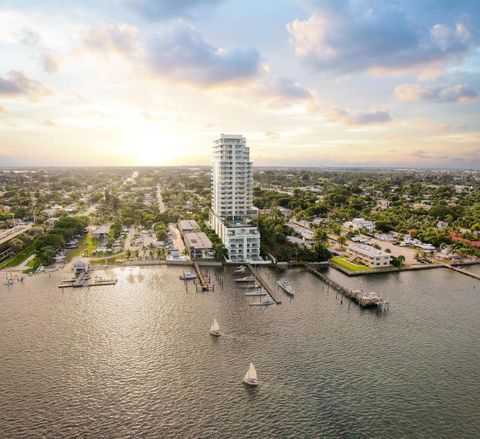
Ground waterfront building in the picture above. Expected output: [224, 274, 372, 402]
[184, 232, 214, 259]
[209, 134, 261, 262]
[347, 244, 392, 267]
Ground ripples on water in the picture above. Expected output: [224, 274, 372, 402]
[1, 265, 479, 438]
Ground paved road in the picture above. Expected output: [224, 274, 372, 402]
[0, 225, 32, 246]
[157, 184, 166, 213]
[168, 223, 187, 255]
[124, 228, 135, 250]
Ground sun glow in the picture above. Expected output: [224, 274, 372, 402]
[120, 128, 185, 165]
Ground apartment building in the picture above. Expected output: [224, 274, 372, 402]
[347, 244, 392, 267]
[209, 134, 261, 262]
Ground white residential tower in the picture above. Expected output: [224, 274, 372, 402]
[209, 134, 261, 262]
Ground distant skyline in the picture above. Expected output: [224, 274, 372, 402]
[1, 0, 480, 168]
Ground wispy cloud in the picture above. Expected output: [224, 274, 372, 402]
[80, 23, 141, 56]
[394, 83, 477, 103]
[126, 0, 224, 20]
[40, 52, 63, 73]
[0, 70, 51, 100]
[326, 106, 392, 125]
[146, 22, 260, 87]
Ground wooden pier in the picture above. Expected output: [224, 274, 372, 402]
[304, 263, 388, 310]
[58, 272, 117, 289]
[246, 264, 282, 304]
[443, 264, 480, 280]
[193, 262, 214, 291]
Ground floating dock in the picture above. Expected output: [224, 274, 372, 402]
[304, 263, 388, 310]
[193, 262, 214, 291]
[246, 264, 282, 304]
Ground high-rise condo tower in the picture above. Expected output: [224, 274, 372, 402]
[209, 134, 261, 262]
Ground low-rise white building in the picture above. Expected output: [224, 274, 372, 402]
[178, 219, 200, 237]
[347, 244, 392, 267]
[343, 218, 376, 231]
[184, 232, 214, 259]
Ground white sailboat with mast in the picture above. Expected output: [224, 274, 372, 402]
[209, 318, 220, 336]
[243, 362, 258, 386]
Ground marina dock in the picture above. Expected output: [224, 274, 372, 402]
[304, 263, 388, 310]
[444, 264, 480, 280]
[58, 270, 117, 289]
[193, 262, 214, 291]
[246, 264, 282, 304]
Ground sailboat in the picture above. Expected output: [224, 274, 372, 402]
[209, 318, 220, 336]
[243, 363, 258, 386]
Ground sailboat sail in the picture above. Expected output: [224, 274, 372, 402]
[211, 318, 219, 332]
[244, 363, 257, 381]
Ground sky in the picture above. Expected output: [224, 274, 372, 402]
[0, 0, 479, 168]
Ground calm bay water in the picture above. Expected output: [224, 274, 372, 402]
[1, 265, 479, 438]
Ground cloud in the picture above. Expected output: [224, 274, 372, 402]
[40, 53, 63, 73]
[287, 1, 478, 77]
[18, 28, 40, 46]
[271, 77, 312, 100]
[127, 0, 224, 20]
[252, 76, 314, 109]
[80, 23, 141, 56]
[0, 71, 51, 100]
[43, 119, 57, 127]
[326, 106, 392, 125]
[394, 83, 477, 103]
[146, 22, 260, 86]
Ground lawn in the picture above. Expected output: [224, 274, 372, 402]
[0, 244, 36, 269]
[66, 235, 97, 261]
[330, 256, 373, 272]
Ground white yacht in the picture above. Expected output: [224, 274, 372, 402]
[245, 288, 267, 297]
[243, 363, 258, 386]
[233, 265, 247, 274]
[179, 272, 197, 280]
[209, 318, 220, 336]
[277, 278, 295, 295]
[235, 276, 255, 282]
[249, 295, 275, 306]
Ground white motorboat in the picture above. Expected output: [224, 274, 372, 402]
[179, 272, 197, 280]
[243, 363, 258, 386]
[209, 318, 220, 336]
[245, 287, 267, 296]
[233, 265, 247, 274]
[249, 295, 275, 306]
[277, 278, 295, 295]
[235, 276, 255, 282]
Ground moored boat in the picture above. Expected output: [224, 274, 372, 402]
[235, 276, 255, 282]
[277, 278, 295, 295]
[179, 272, 197, 280]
